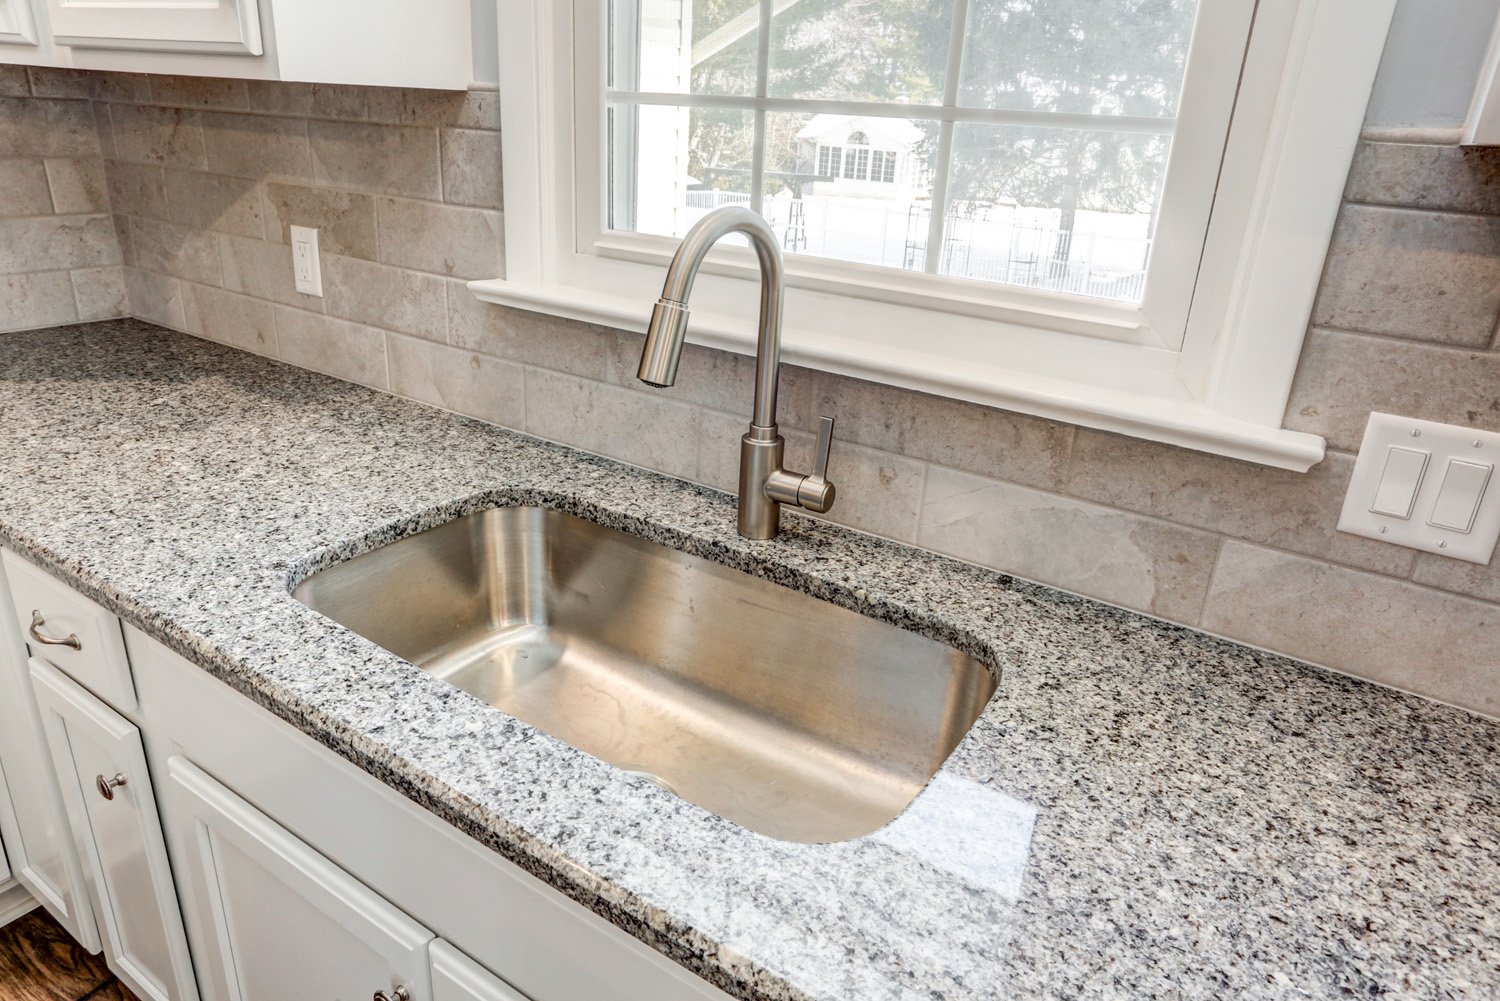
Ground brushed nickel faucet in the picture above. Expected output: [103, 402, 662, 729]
[637, 206, 837, 540]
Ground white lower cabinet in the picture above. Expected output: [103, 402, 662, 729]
[0, 559, 100, 951]
[29, 657, 198, 1001]
[168, 756, 436, 1001]
[432, 941, 531, 1001]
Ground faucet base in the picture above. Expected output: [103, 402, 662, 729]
[737, 432, 784, 539]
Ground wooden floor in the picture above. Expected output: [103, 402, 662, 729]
[0, 908, 139, 1001]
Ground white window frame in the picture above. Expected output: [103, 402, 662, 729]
[472, 0, 1397, 470]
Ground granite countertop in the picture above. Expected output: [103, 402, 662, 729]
[1, 320, 1495, 1000]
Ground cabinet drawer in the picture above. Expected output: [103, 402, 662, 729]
[30, 658, 198, 1001]
[4, 550, 136, 712]
[432, 941, 531, 1001]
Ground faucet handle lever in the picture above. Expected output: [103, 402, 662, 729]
[813, 416, 835, 482]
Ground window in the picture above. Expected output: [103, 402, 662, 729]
[480, 0, 1398, 470]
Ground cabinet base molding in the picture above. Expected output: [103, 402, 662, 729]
[0, 879, 39, 928]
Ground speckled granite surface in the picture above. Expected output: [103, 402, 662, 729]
[0, 320, 1495, 1000]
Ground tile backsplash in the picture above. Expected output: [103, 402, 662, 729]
[0, 66, 124, 332]
[2, 67, 1497, 718]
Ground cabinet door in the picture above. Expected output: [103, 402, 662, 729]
[167, 756, 434, 1001]
[0, 561, 100, 951]
[431, 941, 531, 1001]
[30, 658, 199, 1001]
[0, 0, 40, 46]
[43, 0, 261, 55]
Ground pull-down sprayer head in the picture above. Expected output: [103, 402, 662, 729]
[638, 298, 692, 388]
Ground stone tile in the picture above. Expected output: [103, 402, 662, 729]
[218, 233, 326, 311]
[696, 408, 925, 542]
[813, 371, 1075, 490]
[1345, 141, 1500, 214]
[1201, 542, 1499, 717]
[441, 128, 502, 208]
[0, 215, 121, 274]
[918, 466, 1221, 624]
[148, 75, 250, 111]
[104, 160, 168, 221]
[26, 68, 93, 100]
[261, 182, 377, 259]
[323, 256, 446, 342]
[108, 104, 205, 168]
[308, 121, 441, 200]
[1066, 431, 1415, 576]
[275, 308, 388, 389]
[0, 66, 28, 97]
[0, 159, 54, 218]
[125, 267, 185, 329]
[130, 217, 222, 286]
[376, 197, 501, 279]
[71, 266, 128, 321]
[112, 213, 133, 266]
[92, 101, 115, 159]
[365, 88, 500, 130]
[44, 157, 109, 214]
[524, 368, 700, 480]
[163, 169, 263, 238]
[91, 73, 152, 104]
[1285, 329, 1500, 452]
[448, 286, 620, 381]
[1410, 554, 1500, 605]
[243, 81, 368, 120]
[0, 271, 77, 332]
[0, 97, 100, 157]
[200, 111, 312, 181]
[1313, 205, 1500, 346]
[182, 282, 277, 355]
[387, 334, 525, 429]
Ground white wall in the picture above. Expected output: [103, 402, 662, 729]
[1365, 0, 1500, 129]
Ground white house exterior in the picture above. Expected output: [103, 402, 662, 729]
[795, 115, 926, 200]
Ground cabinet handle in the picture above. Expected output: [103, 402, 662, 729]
[374, 989, 411, 1001]
[29, 610, 82, 651]
[96, 773, 127, 801]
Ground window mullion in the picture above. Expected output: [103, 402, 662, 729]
[750, 0, 772, 214]
[924, 0, 970, 275]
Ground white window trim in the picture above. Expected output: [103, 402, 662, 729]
[471, 0, 1396, 471]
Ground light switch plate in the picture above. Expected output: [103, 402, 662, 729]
[289, 225, 322, 297]
[1339, 413, 1500, 564]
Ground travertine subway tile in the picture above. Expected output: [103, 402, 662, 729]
[1202, 542, 1500, 717]
[387, 334, 525, 430]
[0, 159, 55, 218]
[376, 197, 501, 279]
[1313, 204, 1500, 346]
[164, 169, 264, 238]
[71, 266, 127, 322]
[309, 121, 441, 200]
[524, 367, 699, 480]
[200, 111, 312, 181]
[109, 104, 204, 168]
[324, 255, 446, 342]
[182, 282, 276, 356]
[275, 308, 388, 389]
[1285, 328, 1500, 452]
[0, 215, 121, 274]
[440, 128, 503, 208]
[1346, 141, 1500, 214]
[0, 271, 78, 332]
[918, 466, 1220, 624]
[448, 285, 621, 382]
[261, 181, 377, 258]
[44, 157, 109, 214]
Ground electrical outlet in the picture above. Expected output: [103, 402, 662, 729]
[290, 225, 323, 297]
[1338, 413, 1500, 564]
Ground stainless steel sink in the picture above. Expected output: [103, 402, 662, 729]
[292, 507, 995, 843]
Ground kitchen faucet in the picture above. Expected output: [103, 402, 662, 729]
[636, 206, 837, 540]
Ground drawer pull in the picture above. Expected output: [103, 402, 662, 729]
[374, 989, 411, 1001]
[96, 773, 127, 800]
[29, 610, 82, 651]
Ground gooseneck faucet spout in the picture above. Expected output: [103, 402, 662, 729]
[637, 206, 837, 540]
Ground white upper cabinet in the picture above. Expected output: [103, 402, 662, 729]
[0, 0, 483, 90]
[43, 0, 262, 55]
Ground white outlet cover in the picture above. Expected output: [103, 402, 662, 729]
[1338, 413, 1500, 564]
[289, 225, 323, 297]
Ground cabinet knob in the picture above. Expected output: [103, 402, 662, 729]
[374, 988, 411, 1001]
[96, 773, 127, 801]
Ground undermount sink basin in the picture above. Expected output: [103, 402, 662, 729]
[292, 507, 995, 843]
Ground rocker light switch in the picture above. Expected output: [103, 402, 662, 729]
[1428, 460, 1493, 533]
[1369, 446, 1428, 519]
[1339, 414, 1500, 564]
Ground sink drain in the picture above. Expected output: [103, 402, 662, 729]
[623, 769, 680, 796]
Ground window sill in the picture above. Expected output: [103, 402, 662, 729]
[468, 276, 1326, 471]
